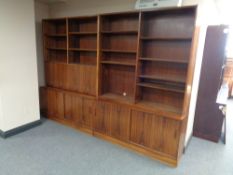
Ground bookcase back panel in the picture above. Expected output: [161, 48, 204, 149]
[69, 36, 97, 49]
[102, 65, 135, 97]
[47, 50, 67, 63]
[141, 41, 191, 62]
[141, 62, 187, 83]
[102, 14, 139, 31]
[142, 9, 195, 38]
[102, 35, 137, 51]
[141, 87, 184, 109]
[45, 37, 67, 48]
[69, 18, 97, 32]
[44, 20, 67, 34]
[69, 52, 97, 65]
[102, 52, 136, 64]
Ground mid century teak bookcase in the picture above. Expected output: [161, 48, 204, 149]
[40, 6, 198, 166]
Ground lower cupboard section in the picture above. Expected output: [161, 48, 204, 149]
[41, 88, 183, 166]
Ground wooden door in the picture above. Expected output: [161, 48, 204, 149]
[94, 101, 111, 135]
[47, 89, 64, 119]
[110, 104, 130, 141]
[130, 110, 180, 157]
[64, 93, 83, 124]
[82, 98, 96, 129]
[130, 110, 158, 148]
[161, 118, 180, 157]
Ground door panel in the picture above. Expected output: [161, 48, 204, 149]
[47, 89, 64, 119]
[130, 110, 180, 157]
[64, 93, 82, 123]
[110, 104, 130, 141]
[82, 98, 96, 129]
[94, 101, 111, 135]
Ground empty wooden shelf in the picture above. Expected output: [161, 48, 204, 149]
[41, 6, 198, 167]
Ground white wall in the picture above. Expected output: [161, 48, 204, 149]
[0, 0, 40, 131]
[49, 0, 135, 17]
[35, 1, 50, 86]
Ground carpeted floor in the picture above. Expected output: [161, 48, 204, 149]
[0, 100, 232, 175]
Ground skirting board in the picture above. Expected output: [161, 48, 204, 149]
[0, 119, 42, 138]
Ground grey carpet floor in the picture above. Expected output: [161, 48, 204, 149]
[0, 100, 232, 175]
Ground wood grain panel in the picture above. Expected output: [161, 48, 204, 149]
[47, 89, 64, 119]
[162, 119, 180, 157]
[94, 101, 111, 135]
[64, 93, 83, 125]
[82, 98, 96, 129]
[110, 104, 130, 141]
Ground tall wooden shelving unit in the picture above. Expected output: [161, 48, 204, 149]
[41, 6, 198, 166]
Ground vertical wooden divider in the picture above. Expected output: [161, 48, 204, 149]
[66, 18, 69, 64]
[134, 12, 142, 103]
[97, 15, 101, 98]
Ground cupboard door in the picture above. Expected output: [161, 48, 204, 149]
[47, 89, 64, 119]
[64, 93, 83, 125]
[94, 101, 111, 135]
[162, 119, 180, 157]
[82, 98, 96, 129]
[130, 110, 155, 147]
[110, 104, 130, 141]
[130, 110, 180, 157]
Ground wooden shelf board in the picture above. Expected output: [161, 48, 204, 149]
[136, 100, 182, 115]
[140, 57, 188, 64]
[101, 49, 137, 54]
[101, 30, 138, 35]
[45, 34, 67, 37]
[140, 36, 192, 41]
[139, 75, 186, 84]
[101, 61, 136, 66]
[137, 82, 185, 93]
[100, 93, 134, 104]
[69, 32, 97, 35]
[69, 48, 97, 52]
[47, 47, 67, 51]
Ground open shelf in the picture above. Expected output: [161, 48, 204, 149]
[69, 51, 96, 65]
[101, 64, 135, 101]
[139, 75, 186, 84]
[140, 57, 188, 64]
[46, 49, 67, 63]
[140, 36, 192, 41]
[69, 48, 97, 52]
[100, 93, 134, 104]
[68, 16, 97, 33]
[136, 100, 182, 114]
[101, 30, 138, 35]
[141, 8, 195, 39]
[69, 32, 97, 35]
[45, 34, 67, 37]
[137, 82, 185, 93]
[102, 49, 137, 54]
[101, 12, 139, 32]
[101, 60, 136, 66]
[43, 19, 67, 35]
[47, 47, 67, 51]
